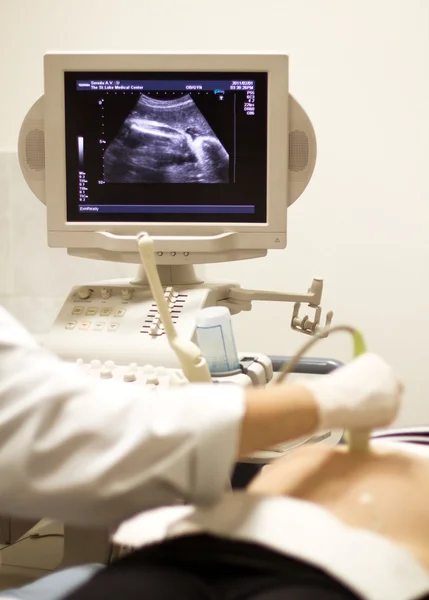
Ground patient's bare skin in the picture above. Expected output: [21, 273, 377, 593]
[247, 444, 429, 570]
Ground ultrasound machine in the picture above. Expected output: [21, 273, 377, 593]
[15, 52, 338, 565]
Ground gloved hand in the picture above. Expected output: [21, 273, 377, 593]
[301, 352, 403, 430]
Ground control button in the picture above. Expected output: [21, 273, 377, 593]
[128, 363, 138, 373]
[100, 367, 113, 379]
[155, 367, 168, 377]
[65, 321, 77, 330]
[105, 360, 115, 370]
[164, 287, 175, 301]
[170, 252, 176, 256]
[77, 287, 92, 300]
[121, 288, 133, 301]
[100, 287, 111, 300]
[183, 252, 189, 257]
[169, 371, 188, 386]
[157, 251, 163, 256]
[146, 374, 159, 386]
[93, 322, 105, 331]
[114, 308, 126, 317]
[76, 358, 84, 366]
[79, 322, 91, 330]
[123, 371, 137, 383]
[107, 322, 120, 332]
[100, 308, 112, 317]
[72, 306, 84, 316]
[91, 359, 102, 369]
[86, 307, 98, 316]
[142, 364, 154, 374]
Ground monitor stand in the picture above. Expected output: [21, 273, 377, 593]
[132, 264, 203, 287]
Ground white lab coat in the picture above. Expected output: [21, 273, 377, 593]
[0, 306, 244, 527]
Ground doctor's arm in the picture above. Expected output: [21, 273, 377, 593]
[0, 306, 401, 528]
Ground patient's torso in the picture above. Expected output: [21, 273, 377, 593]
[248, 443, 429, 570]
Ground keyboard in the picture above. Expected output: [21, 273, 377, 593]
[75, 353, 273, 388]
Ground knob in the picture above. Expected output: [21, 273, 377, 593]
[121, 288, 133, 301]
[100, 287, 111, 299]
[77, 287, 92, 300]
[100, 367, 113, 379]
[164, 286, 174, 301]
[155, 367, 168, 377]
[105, 360, 115, 370]
[142, 364, 154, 374]
[90, 359, 102, 369]
[76, 358, 84, 366]
[146, 374, 159, 386]
[128, 362, 138, 373]
[149, 324, 160, 336]
[169, 371, 187, 386]
[124, 371, 137, 382]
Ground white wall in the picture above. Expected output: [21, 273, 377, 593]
[1, 0, 429, 425]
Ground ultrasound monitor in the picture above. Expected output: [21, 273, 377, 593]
[66, 70, 267, 224]
[19, 53, 317, 265]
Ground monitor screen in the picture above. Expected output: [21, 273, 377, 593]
[64, 71, 268, 224]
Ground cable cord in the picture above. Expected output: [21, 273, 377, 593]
[276, 324, 370, 453]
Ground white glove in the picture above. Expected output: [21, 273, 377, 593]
[301, 353, 402, 430]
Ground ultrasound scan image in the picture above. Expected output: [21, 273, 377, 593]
[104, 94, 229, 183]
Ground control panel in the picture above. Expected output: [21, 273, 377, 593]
[75, 356, 272, 388]
[43, 279, 232, 367]
[43, 278, 273, 386]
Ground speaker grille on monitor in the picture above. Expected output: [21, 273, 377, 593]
[289, 130, 308, 172]
[18, 96, 46, 204]
[25, 128, 45, 172]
